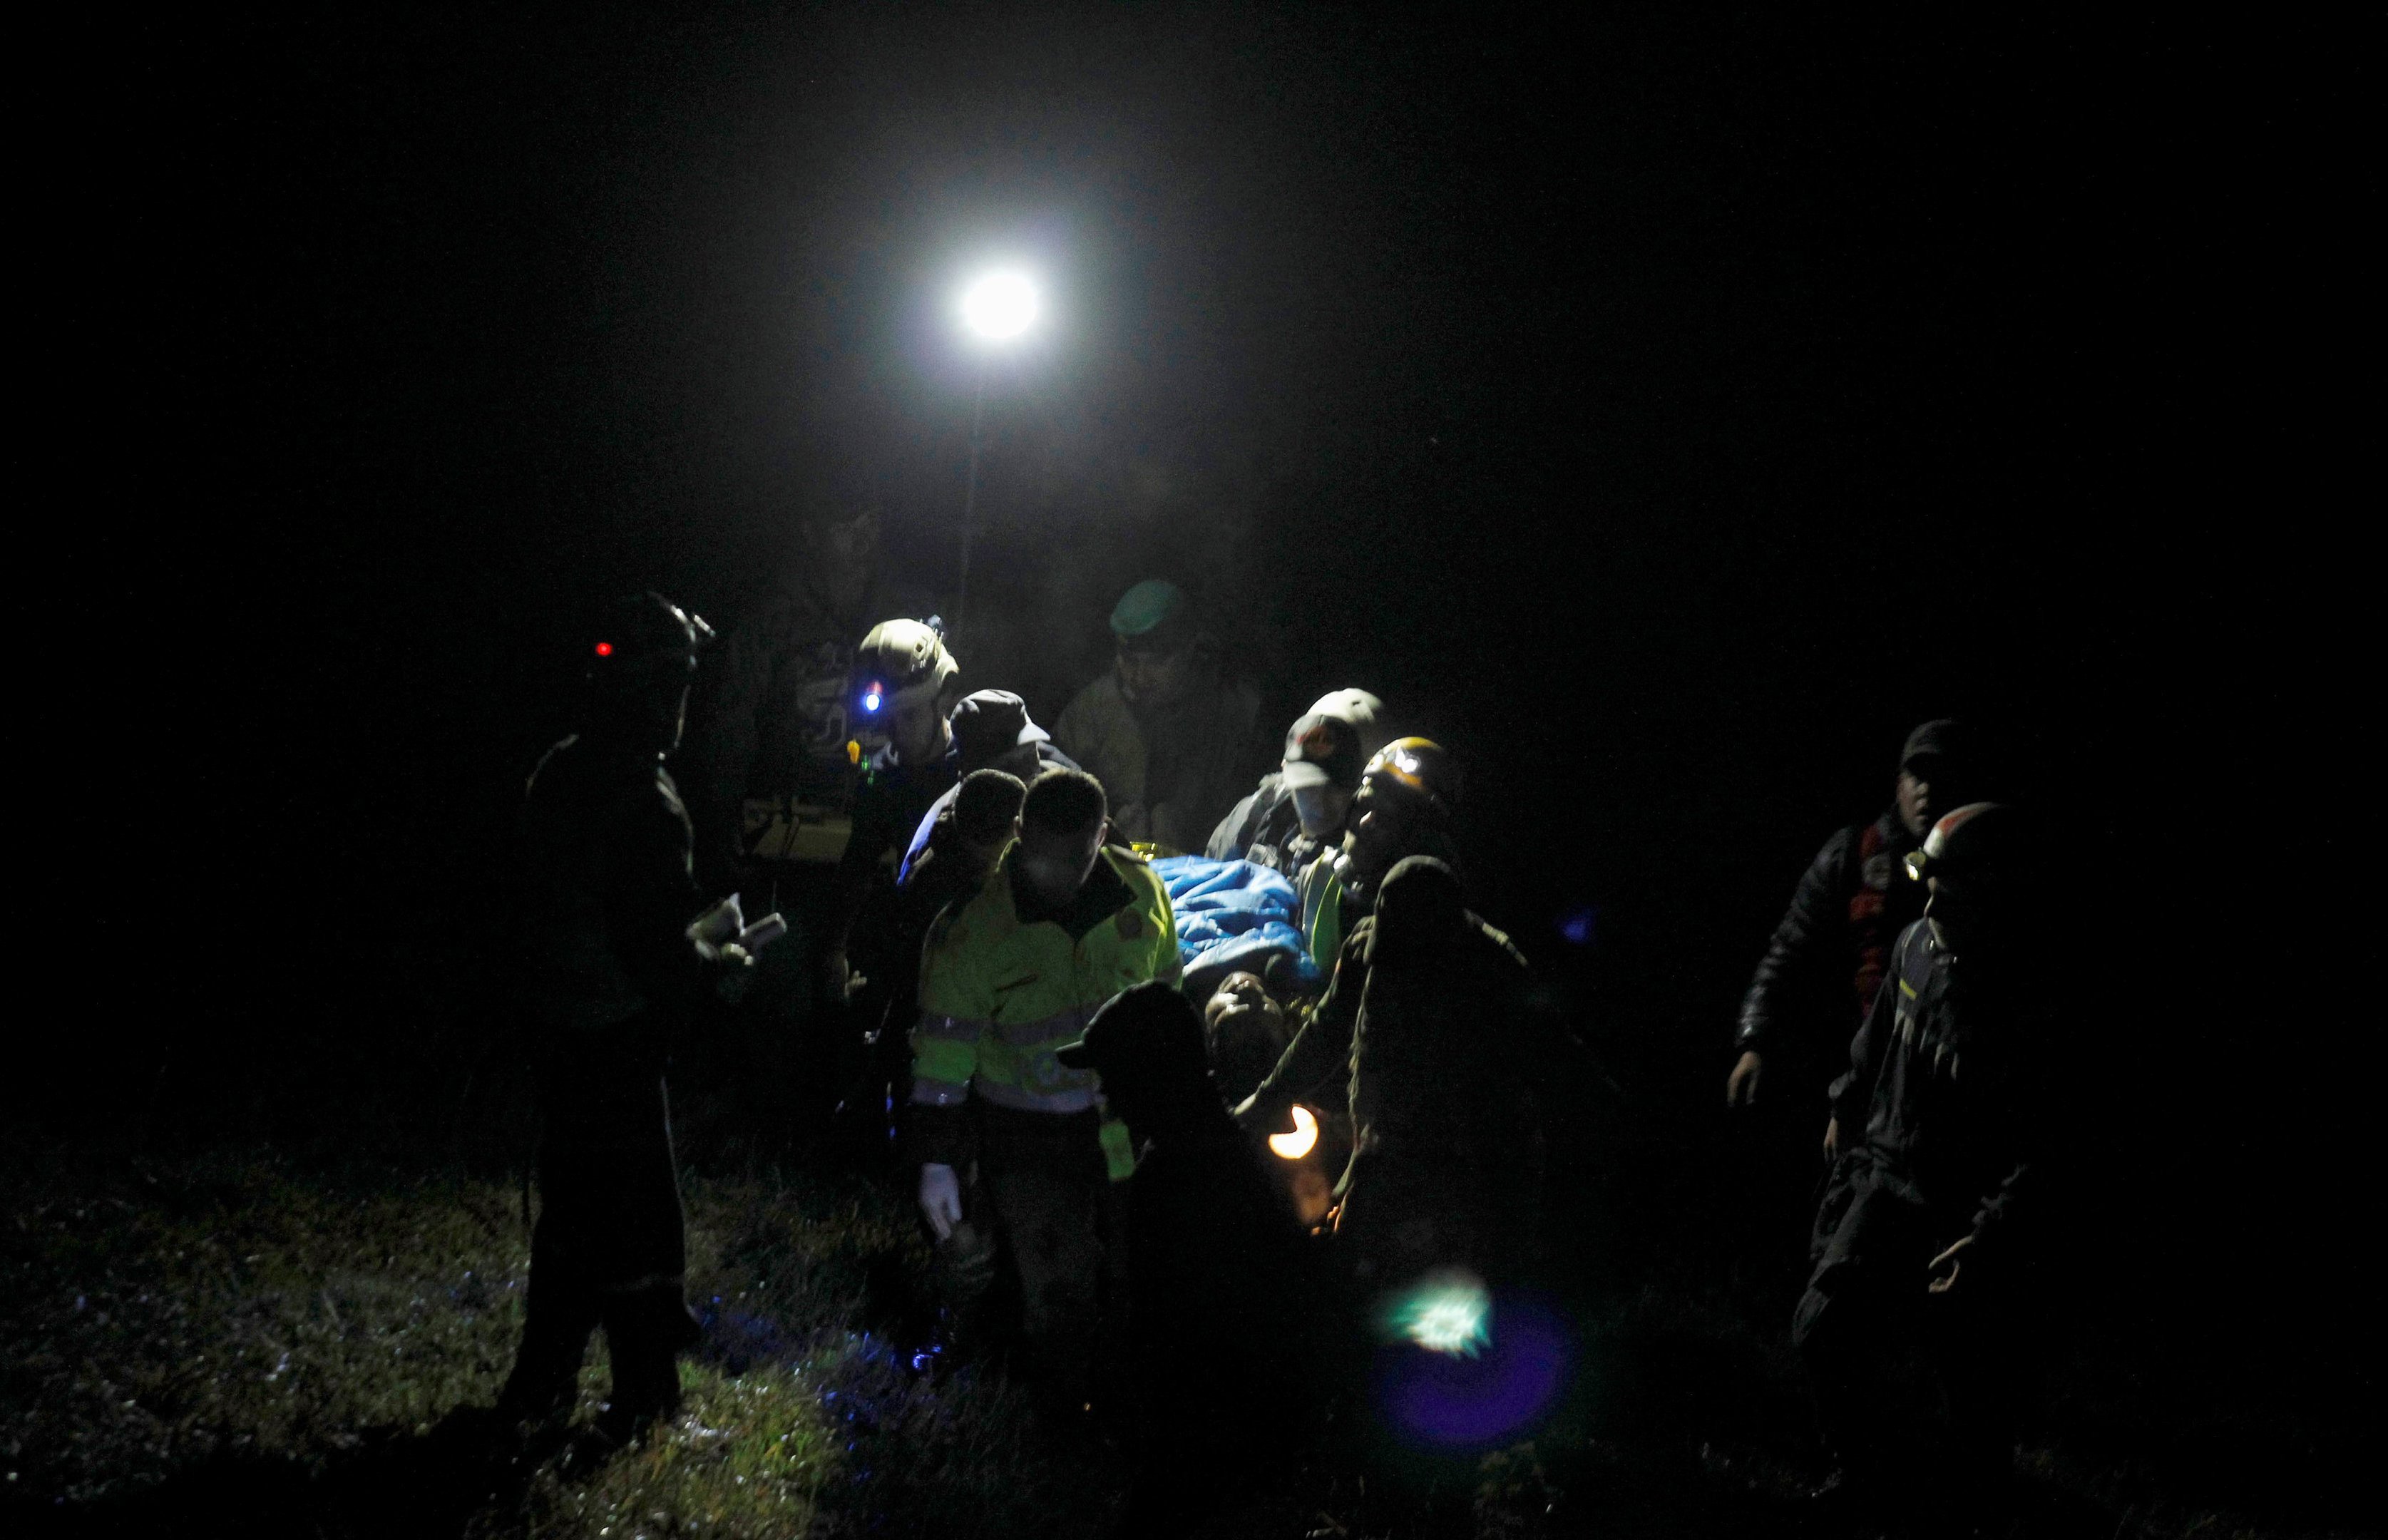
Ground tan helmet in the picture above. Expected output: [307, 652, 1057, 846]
[853, 619, 959, 723]
[1360, 737, 1461, 816]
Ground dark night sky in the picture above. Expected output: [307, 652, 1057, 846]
[81, 4, 2361, 1370]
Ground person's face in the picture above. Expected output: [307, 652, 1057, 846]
[799, 508, 879, 606]
[1924, 872, 1995, 953]
[953, 831, 1008, 886]
[1015, 816, 1105, 906]
[1292, 783, 1354, 840]
[1115, 641, 1194, 707]
[1343, 782, 1420, 885]
[1897, 756, 1955, 839]
[988, 741, 1042, 780]
[1204, 972, 1281, 1036]
[890, 691, 950, 764]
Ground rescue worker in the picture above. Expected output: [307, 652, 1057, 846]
[896, 690, 1081, 888]
[1795, 802, 2040, 1524]
[1728, 718, 1983, 1107]
[1205, 688, 1390, 880]
[685, 500, 928, 886]
[824, 618, 963, 1003]
[899, 767, 1029, 943]
[680, 500, 931, 1142]
[498, 593, 755, 1441]
[1054, 982, 1311, 1534]
[1054, 579, 1267, 853]
[908, 769, 1181, 1416]
[1294, 737, 1465, 972]
[1236, 856, 1549, 1294]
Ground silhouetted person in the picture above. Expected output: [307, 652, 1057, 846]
[1239, 856, 1550, 1298]
[1729, 718, 1984, 1107]
[1795, 802, 2041, 1526]
[1293, 737, 1464, 972]
[499, 594, 754, 1442]
[1055, 579, 1266, 853]
[1056, 982, 1312, 1536]
[671, 501, 933, 1147]
[1206, 688, 1390, 880]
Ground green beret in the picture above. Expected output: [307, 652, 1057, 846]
[1108, 579, 1189, 638]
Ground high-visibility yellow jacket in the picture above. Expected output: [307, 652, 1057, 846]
[911, 845, 1180, 1179]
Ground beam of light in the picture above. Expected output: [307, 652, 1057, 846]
[960, 272, 1038, 339]
[1268, 1103, 1319, 1161]
[1387, 1270, 1491, 1357]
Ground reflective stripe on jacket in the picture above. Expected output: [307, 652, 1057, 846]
[911, 845, 1181, 1177]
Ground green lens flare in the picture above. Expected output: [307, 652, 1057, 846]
[1383, 1270, 1491, 1357]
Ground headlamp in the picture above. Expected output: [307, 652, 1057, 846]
[1904, 848, 1931, 884]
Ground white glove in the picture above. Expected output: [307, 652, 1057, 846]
[918, 1163, 962, 1242]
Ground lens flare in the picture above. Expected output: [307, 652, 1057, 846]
[1373, 1283, 1570, 1448]
[1268, 1104, 1319, 1161]
[1386, 1270, 1491, 1357]
[593, 642, 613, 657]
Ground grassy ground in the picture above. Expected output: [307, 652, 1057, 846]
[2, 1147, 2367, 1539]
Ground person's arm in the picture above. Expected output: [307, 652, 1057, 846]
[1730, 828, 1855, 1102]
[907, 910, 987, 1166]
[1823, 930, 1902, 1157]
[683, 626, 768, 887]
[1236, 928, 1365, 1130]
[606, 772, 721, 1011]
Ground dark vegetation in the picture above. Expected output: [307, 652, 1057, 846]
[6, 1037, 2369, 1538]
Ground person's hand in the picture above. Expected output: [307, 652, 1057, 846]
[918, 1163, 962, 1242]
[1927, 1235, 1974, 1295]
[821, 950, 868, 1003]
[1726, 1050, 1764, 1107]
[695, 939, 754, 969]
[1822, 1116, 1840, 1161]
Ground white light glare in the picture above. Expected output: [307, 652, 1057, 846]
[960, 272, 1039, 339]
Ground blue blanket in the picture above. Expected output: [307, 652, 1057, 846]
[1153, 856, 1324, 997]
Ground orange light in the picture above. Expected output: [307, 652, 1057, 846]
[1269, 1104, 1319, 1161]
[594, 642, 614, 657]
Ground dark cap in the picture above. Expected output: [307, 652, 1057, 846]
[950, 689, 1050, 769]
[1053, 980, 1209, 1084]
[1279, 688, 1385, 792]
[1899, 718, 1977, 771]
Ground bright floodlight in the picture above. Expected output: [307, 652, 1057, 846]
[960, 272, 1038, 339]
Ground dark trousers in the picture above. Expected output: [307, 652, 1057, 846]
[1793, 1155, 2018, 1495]
[502, 1017, 699, 1417]
[978, 1104, 1116, 1411]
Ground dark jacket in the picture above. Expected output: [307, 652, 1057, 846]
[1736, 809, 1924, 1058]
[1830, 919, 2037, 1250]
[518, 734, 709, 1032]
[1246, 908, 1552, 1278]
[1204, 771, 1336, 879]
